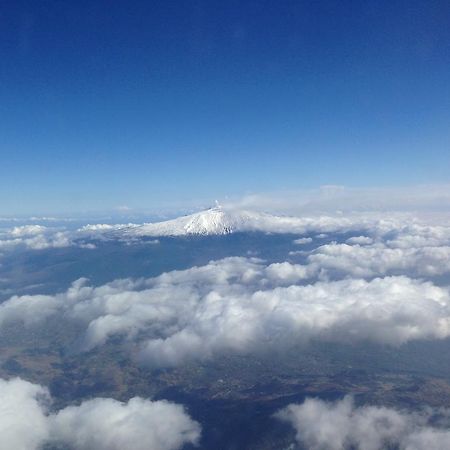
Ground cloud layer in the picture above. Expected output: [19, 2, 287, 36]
[223, 184, 450, 214]
[3, 205, 450, 252]
[1, 255, 450, 367]
[0, 225, 73, 250]
[0, 377, 200, 450]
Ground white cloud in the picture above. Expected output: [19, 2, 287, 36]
[0, 225, 73, 250]
[49, 397, 201, 450]
[9, 225, 47, 237]
[0, 378, 50, 450]
[0, 377, 200, 450]
[294, 237, 313, 244]
[276, 396, 450, 450]
[307, 242, 450, 278]
[285, 220, 450, 279]
[78, 223, 136, 233]
[345, 235, 373, 245]
[0, 292, 61, 327]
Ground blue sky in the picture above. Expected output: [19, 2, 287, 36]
[1, 0, 449, 215]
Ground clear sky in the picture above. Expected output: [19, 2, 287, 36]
[1, 0, 449, 215]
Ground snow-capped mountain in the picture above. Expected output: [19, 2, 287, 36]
[128, 207, 272, 236]
[115, 206, 369, 237]
[76, 207, 373, 239]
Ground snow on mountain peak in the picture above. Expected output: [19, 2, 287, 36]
[183, 207, 259, 235]
[130, 207, 269, 236]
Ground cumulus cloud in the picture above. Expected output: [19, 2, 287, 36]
[284, 219, 450, 280]
[0, 225, 74, 250]
[0, 222, 140, 252]
[302, 221, 450, 279]
[345, 235, 373, 245]
[294, 237, 313, 245]
[9, 225, 48, 237]
[49, 397, 201, 450]
[78, 223, 137, 234]
[1, 257, 450, 368]
[276, 396, 450, 450]
[0, 292, 61, 327]
[0, 377, 200, 450]
[0, 222, 120, 251]
[0, 378, 50, 450]
[306, 243, 450, 278]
